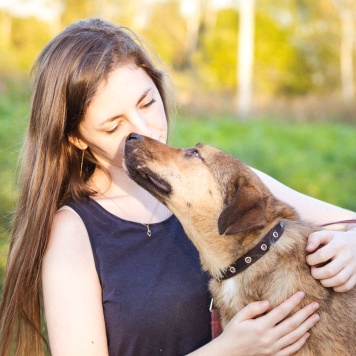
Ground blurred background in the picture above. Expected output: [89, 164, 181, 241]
[0, 0, 356, 284]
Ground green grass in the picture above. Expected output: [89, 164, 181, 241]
[170, 115, 356, 211]
[1, 81, 356, 293]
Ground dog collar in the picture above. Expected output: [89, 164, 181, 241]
[219, 221, 285, 281]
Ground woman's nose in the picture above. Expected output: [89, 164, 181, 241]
[129, 113, 152, 137]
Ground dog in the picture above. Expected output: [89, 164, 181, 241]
[124, 133, 356, 355]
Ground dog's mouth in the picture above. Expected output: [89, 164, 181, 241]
[146, 173, 171, 193]
[124, 133, 172, 197]
[125, 162, 171, 196]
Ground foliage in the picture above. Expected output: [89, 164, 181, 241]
[140, 0, 187, 69]
[0, 0, 355, 110]
[254, 10, 314, 96]
[258, 0, 343, 96]
[193, 8, 239, 90]
[0, 14, 53, 72]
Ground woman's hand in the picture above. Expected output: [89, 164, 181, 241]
[205, 291, 320, 356]
[306, 226, 356, 292]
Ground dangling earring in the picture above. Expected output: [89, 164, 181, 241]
[80, 149, 85, 177]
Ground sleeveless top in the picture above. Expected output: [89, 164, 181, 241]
[67, 198, 212, 356]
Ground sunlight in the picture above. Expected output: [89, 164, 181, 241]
[0, 0, 61, 21]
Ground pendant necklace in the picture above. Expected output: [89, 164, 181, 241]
[110, 197, 159, 236]
[143, 224, 152, 237]
[91, 183, 159, 237]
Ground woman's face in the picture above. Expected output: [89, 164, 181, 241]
[73, 64, 168, 170]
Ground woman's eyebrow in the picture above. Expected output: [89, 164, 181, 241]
[136, 88, 152, 105]
[99, 88, 153, 127]
[99, 115, 119, 127]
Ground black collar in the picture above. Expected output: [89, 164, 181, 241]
[219, 221, 285, 281]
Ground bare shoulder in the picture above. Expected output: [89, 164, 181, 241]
[43, 205, 98, 296]
[45, 207, 91, 258]
[44, 208, 93, 270]
[42, 206, 108, 355]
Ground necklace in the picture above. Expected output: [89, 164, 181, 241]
[91, 182, 159, 237]
[109, 195, 159, 237]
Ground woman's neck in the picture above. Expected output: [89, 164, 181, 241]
[88, 167, 172, 224]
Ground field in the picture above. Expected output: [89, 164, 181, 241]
[1, 81, 356, 290]
[170, 115, 356, 210]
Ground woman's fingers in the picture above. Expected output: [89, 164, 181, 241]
[232, 300, 271, 323]
[306, 232, 335, 265]
[307, 230, 356, 291]
[332, 273, 356, 292]
[274, 305, 320, 350]
[260, 291, 306, 327]
[312, 263, 350, 287]
[306, 231, 332, 254]
[219, 293, 319, 356]
[275, 332, 310, 356]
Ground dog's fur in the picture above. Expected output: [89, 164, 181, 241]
[124, 134, 356, 355]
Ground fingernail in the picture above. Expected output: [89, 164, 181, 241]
[259, 301, 269, 309]
[306, 242, 314, 249]
[312, 314, 320, 322]
[297, 291, 305, 298]
[312, 302, 320, 310]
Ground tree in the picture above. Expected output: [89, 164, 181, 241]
[237, 0, 255, 117]
[179, 0, 206, 69]
[0, 11, 12, 48]
[332, 0, 356, 104]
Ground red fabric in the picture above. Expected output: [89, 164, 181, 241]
[211, 309, 223, 339]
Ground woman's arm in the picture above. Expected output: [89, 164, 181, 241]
[252, 168, 356, 225]
[253, 168, 356, 291]
[42, 209, 109, 356]
[189, 291, 320, 356]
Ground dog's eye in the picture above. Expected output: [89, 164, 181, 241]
[185, 148, 201, 158]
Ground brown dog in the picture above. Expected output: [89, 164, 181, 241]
[124, 133, 356, 355]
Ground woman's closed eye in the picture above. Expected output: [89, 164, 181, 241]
[105, 120, 123, 134]
[142, 98, 156, 109]
[106, 125, 119, 134]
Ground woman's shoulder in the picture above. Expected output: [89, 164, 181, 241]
[42, 207, 107, 354]
[43, 205, 92, 268]
[54, 205, 87, 237]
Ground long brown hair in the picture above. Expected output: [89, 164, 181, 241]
[0, 18, 171, 355]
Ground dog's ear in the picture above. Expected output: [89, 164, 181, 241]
[218, 176, 267, 235]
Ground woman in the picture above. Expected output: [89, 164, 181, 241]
[0, 18, 355, 356]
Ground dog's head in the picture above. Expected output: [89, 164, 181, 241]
[124, 133, 290, 236]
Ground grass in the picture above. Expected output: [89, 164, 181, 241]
[170, 115, 356, 211]
[0, 79, 356, 293]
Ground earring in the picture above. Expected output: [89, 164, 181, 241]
[80, 149, 85, 177]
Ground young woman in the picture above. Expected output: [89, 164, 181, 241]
[0, 18, 355, 356]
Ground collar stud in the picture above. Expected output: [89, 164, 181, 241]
[219, 222, 285, 281]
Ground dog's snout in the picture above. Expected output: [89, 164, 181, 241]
[126, 133, 142, 142]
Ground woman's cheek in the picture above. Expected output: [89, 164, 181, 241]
[116, 141, 127, 165]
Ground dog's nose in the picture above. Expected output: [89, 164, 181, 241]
[126, 133, 142, 141]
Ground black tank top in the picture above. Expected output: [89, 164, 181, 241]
[67, 198, 212, 356]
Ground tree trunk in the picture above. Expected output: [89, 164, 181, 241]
[0, 12, 12, 47]
[181, 0, 205, 69]
[237, 0, 255, 118]
[340, 8, 355, 104]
